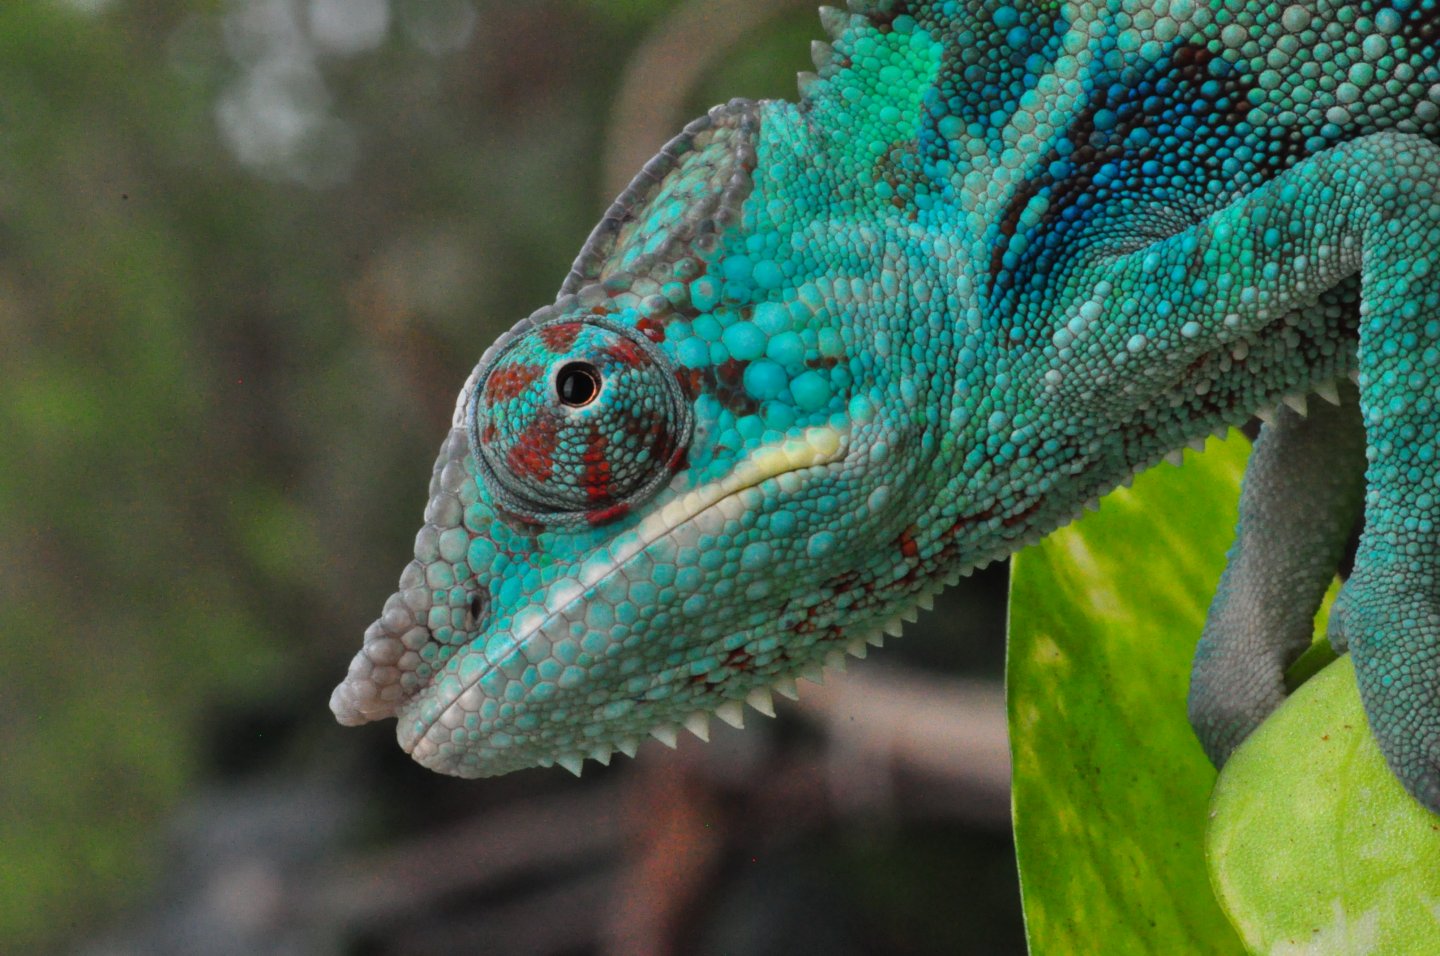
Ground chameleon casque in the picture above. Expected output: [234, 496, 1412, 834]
[332, 0, 1440, 815]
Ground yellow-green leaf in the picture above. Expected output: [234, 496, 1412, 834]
[1208, 655, 1440, 954]
[1008, 435, 1249, 954]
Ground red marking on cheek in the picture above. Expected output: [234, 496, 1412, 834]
[506, 415, 558, 482]
[897, 527, 919, 559]
[637, 316, 666, 343]
[540, 322, 583, 353]
[711, 357, 759, 416]
[486, 363, 544, 401]
[675, 368, 704, 401]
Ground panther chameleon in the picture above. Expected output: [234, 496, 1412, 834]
[331, 0, 1440, 815]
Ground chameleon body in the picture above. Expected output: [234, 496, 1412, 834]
[332, 0, 1440, 813]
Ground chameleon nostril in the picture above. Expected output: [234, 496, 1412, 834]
[464, 593, 486, 630]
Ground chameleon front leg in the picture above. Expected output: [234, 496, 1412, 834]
[1188, 395, 1366, 768]
[1056, 131, 1440, 811]
[1328, 190, 1440, 812]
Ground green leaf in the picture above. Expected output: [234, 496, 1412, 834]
[1008, 435, 1249, 954]
[1208, 655, 1440, 954]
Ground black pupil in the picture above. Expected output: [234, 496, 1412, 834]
[557, 362, 600, 407]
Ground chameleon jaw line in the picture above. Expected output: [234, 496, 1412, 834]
[402, 425, 849, 765]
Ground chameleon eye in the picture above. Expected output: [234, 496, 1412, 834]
[469, 317, 691, 526]
[556, 361, 601, 407]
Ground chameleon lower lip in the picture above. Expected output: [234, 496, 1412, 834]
[401, 425, 849, 766]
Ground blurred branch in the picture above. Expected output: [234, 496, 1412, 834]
[290, 666, 1008, 954]
[602, 0, 816, 200]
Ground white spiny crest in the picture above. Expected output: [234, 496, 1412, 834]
[818, 5, 851, 39]
[746, 686, 776, 716]
[716, 699, 746, 729]
[558, 753, 584, 777]
[684, 711, 711, 741]
[1314, 380, 1341, 405]
[650, 725, 679, 749]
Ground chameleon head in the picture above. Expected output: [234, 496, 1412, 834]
[327, 287, 898, 776]
[330, 93, 966, 775]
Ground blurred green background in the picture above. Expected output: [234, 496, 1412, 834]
[1, 2, 1020, 952]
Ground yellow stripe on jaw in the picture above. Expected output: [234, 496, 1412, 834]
[554, 425, 848, 601]
[639, 424, 845, 544]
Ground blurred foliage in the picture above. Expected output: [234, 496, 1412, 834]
[0, 0, 807, 948]
[1008, 435, 1248, 953]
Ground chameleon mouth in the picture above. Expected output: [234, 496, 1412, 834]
[399, 424, 849, 774]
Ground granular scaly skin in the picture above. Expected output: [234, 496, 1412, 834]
[332, 0, 1440, 813]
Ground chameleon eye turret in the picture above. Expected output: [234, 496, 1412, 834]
[468, 317, 692, 527]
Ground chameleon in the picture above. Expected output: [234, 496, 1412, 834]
[331, 0, 1440, 815]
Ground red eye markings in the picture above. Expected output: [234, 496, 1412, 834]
[582, 427, 613, 500]
[540, 322, 584, 353]
[486, 363, 545, 401]
[506, 415, 559, 482]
